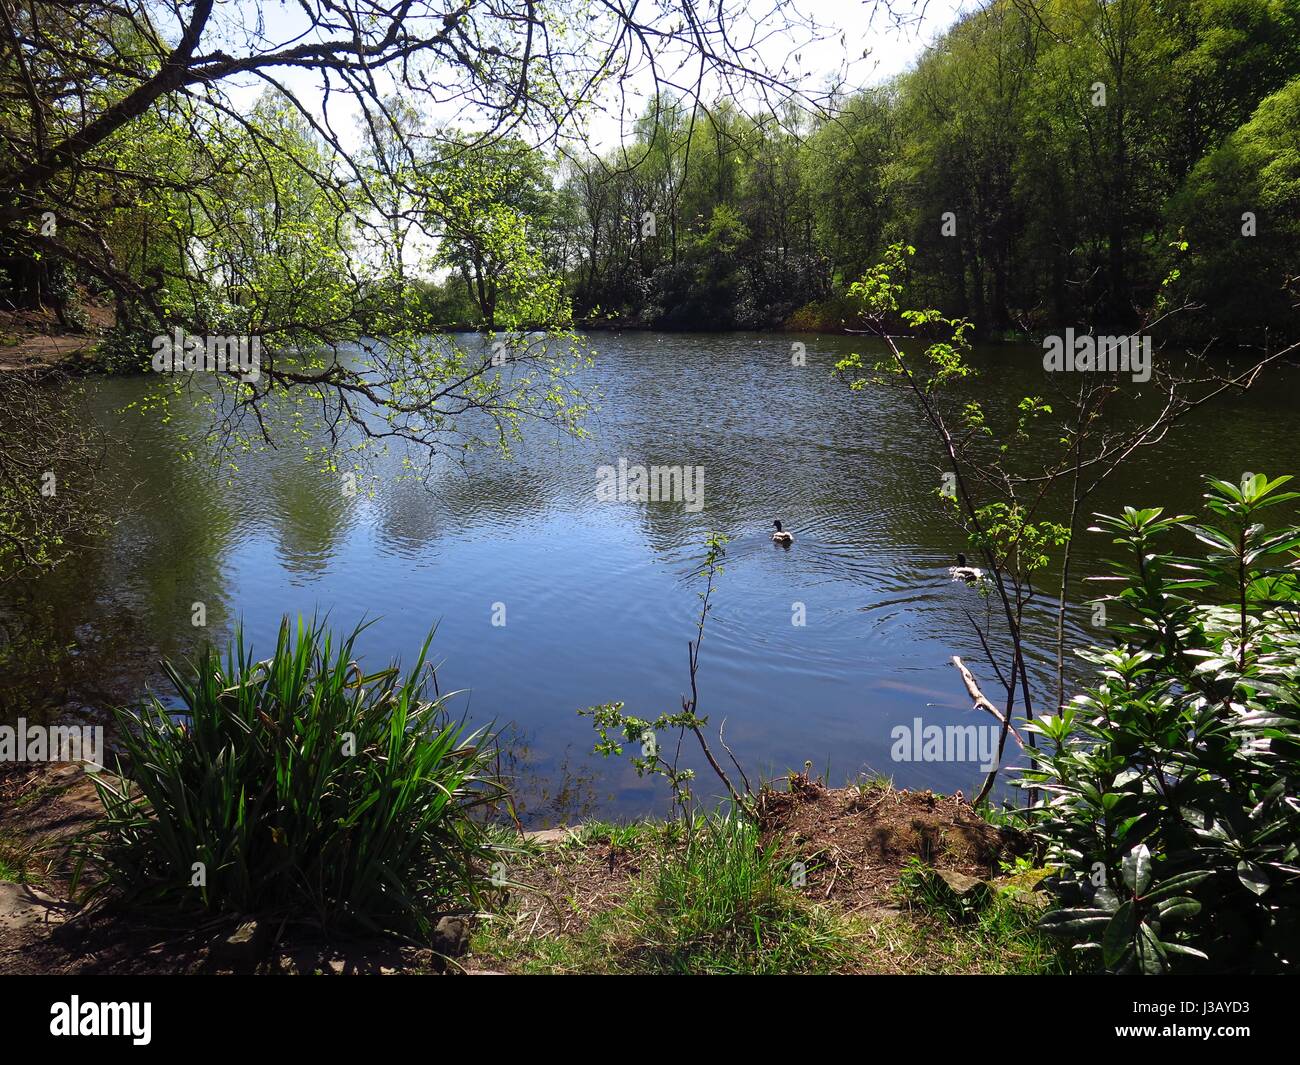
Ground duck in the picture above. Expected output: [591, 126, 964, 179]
[771, 520, 794, 546]
[949, 553, 984, 582]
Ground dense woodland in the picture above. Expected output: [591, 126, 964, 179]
[417, 0, 1300, 344]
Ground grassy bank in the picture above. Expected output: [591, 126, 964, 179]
[468, 780, 1065, 976]
[0, 758, 1062, 975]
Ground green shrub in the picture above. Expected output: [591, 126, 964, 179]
[94, 314, 158, 373]
[784, 291, 857, 332]
[79, 616, 504, 940]
[1023, 474, 1300, 973]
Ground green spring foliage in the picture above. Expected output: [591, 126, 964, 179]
[77, 616, 506, 941]
[1024, 473, 1300, 972]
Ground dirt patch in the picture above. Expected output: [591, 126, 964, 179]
[0, 304, 112, 371]
[461, 826, 658, 974]
[477, 831, 643, 948]
[0, 761, 107, 887]
[2, 910, 457, 976]
[757, 775, 1024, 912]
[0, 881, 74, 936]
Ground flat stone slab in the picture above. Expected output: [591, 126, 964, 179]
[936, 869, 988, 896]
[0, 882, 69, 931]
[524, 827, 578, 845]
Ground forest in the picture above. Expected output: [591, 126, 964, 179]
[416, 0, 1300, 344]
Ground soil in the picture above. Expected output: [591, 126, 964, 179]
[0, 304, 113, 371]
[756, 773, 1023, 912]
[0, 761, 105, 880]
[477, 827, 645, 946]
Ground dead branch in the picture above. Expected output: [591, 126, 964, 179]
[951, 656, 1025, 750]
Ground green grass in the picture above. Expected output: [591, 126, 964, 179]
[605, 814, 857, 974]
[472, 919, 610, 974]
[571, 818, 679, 852]
[77, 615, 506, 941]
[473, 820, 1069, 975]
[852, 770, 895, 794]
[882, 902, 1071, 974]
[0, 834, 37, 884]
[478, 812, 862, 975]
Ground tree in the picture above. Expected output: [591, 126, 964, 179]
[1169, 75, 1300, 344]
[421, 136, 558, 330]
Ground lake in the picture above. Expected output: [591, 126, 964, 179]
[4, 332, 1299, 823]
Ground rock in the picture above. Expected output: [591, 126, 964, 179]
[921, 868, 992, 913]
[1002, 887, 1050, 912]
[430, 916, 470, 957]
[991, 866, 1052, 898]
[210, 919, 269, 969]
[936, 869, 987, 897]
[0, 881, 69, 931]
[524, 827, 573, 846]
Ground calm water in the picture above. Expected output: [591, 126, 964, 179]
[4, 333, 1299, 822]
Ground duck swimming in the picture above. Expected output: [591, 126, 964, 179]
[771, 520, 794, 546]
[949, 553, 984, 582]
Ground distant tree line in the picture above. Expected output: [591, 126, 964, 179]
[425, 0, 1297, 344]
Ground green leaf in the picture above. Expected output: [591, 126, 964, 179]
[1162, 942, 1210, 961]
[1154, 896, 1201, 921]
[1237, 860, 1270, 896]
[1102, 901, 1137, 968]
[1038, 908, 1113, 937]
[1122, 844, 1152, 895]
[1136, 922, 1169, 974]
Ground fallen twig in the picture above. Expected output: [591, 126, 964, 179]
[950, 656, 1025, 749]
